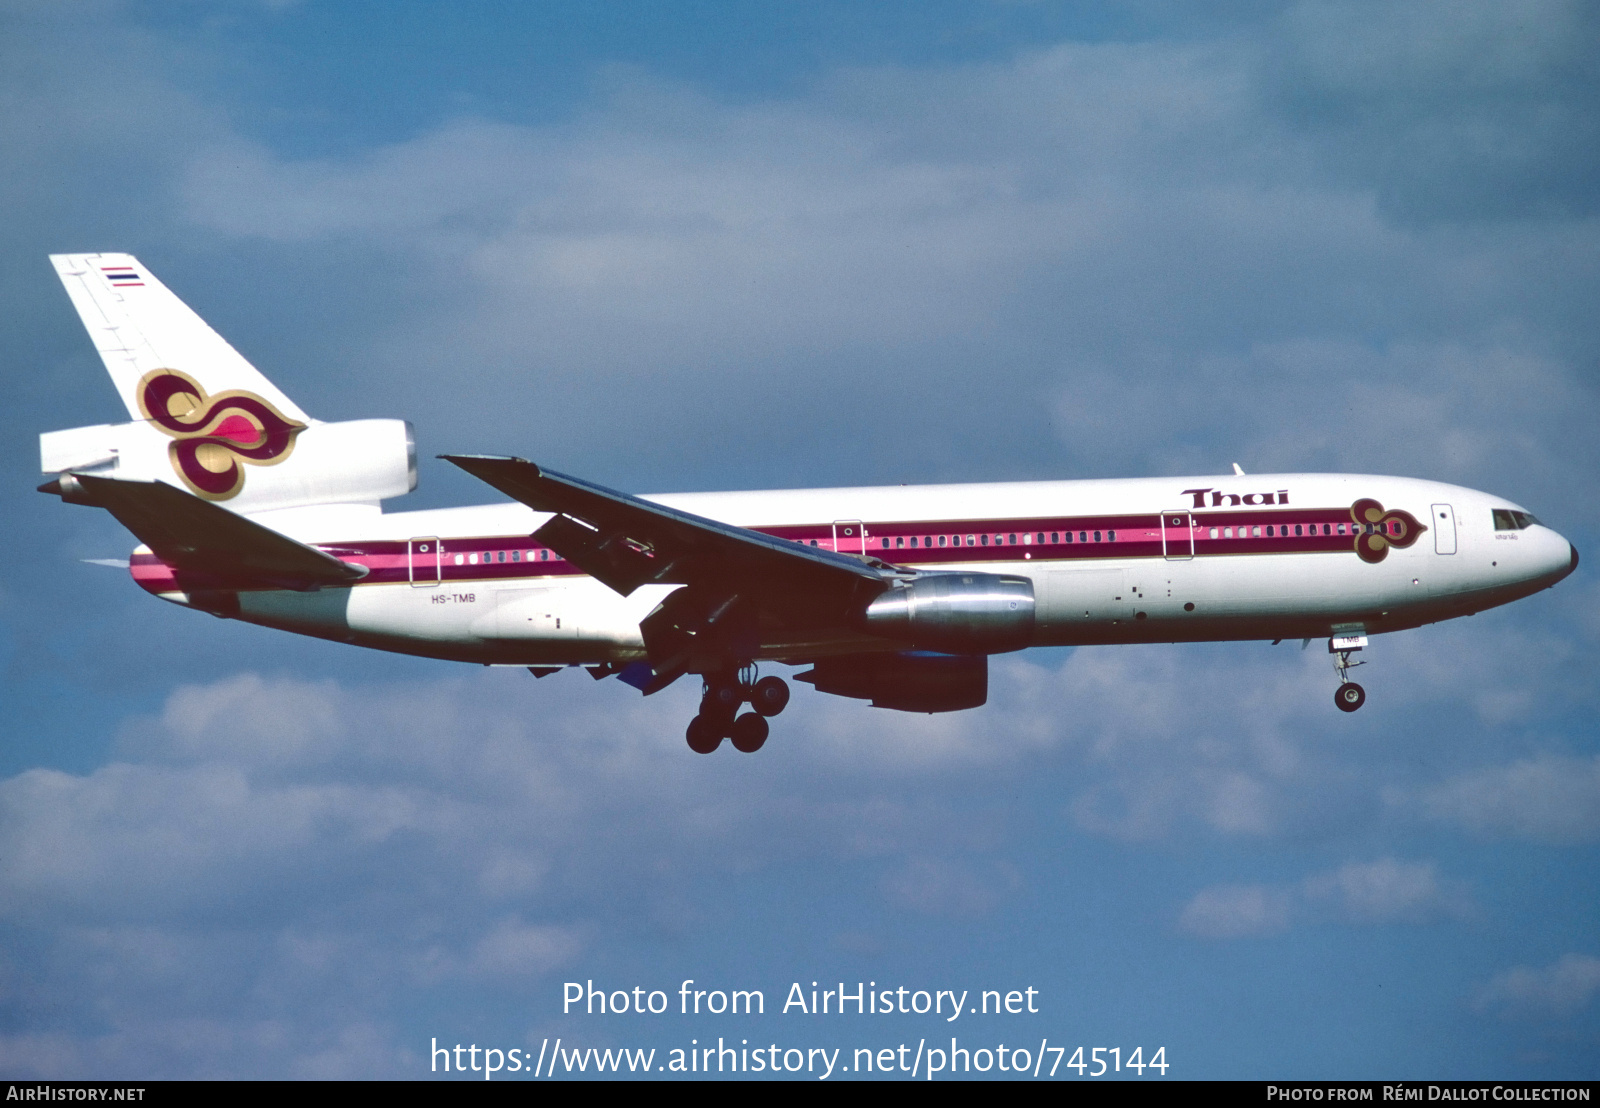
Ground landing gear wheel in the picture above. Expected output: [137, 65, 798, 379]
[686, 714, 724, 753]
[1335, 682, 1366, 713]
[702, 682, 742, 718]
[730, 712, 769, 753]
[750, 675, 790, 717]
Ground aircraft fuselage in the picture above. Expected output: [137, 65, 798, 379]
[130, 472, 1577, 667]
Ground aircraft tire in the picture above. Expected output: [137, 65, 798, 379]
[730, 712, 769, 753]
[750, 676, 790, 717]
[686, 714, 724, 754]
[702, 683, 743, 718]
[1335, 682, 1366, 712]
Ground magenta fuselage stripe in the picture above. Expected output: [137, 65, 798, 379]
[127, 506, 1398, 592]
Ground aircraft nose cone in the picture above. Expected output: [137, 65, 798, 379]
[1548, 539, 1579, 585]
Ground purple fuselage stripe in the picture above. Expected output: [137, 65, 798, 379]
[128, 507, 1391, 592]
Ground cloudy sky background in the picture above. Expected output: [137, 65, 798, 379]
[1, 0, 1597, 1078]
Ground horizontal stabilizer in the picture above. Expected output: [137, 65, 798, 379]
[41, 473, 367, 591]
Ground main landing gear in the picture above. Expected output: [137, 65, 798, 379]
[1329, 634, 1368, 713]
[685, 667, 791, 754]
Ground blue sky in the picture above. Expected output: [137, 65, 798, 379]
[2, 0, 1598, 1079]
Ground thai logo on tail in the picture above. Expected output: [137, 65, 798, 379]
[137, 369, 306, 500]
[1350, 498, 1425, 563]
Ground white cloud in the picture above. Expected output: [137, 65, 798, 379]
[1421, 754, 1600, 843]
[1301, 858, 1466, 924]
[1178, 884, 1294, 939]
[0, 648, 1486, 1068]
[468, 919, 584, 978]
[881, 857, 1022, 918]
[141, 673, 345, 764]
[0, 762, 422, 922]
[1476, 953, 1600, 1020]
[138, 24, 1600, 511]
[1181, 857, 1469, 939]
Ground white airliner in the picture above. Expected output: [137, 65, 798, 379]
[39, 254, 1579, 753]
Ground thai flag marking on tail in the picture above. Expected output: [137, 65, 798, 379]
[101, 266, 144, 287]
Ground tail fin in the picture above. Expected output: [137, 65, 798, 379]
[43, 253, 415, 514]
[49, 253, 310, 423]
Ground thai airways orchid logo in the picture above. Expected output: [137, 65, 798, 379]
[1350, 498, 1426, 563]
[136, 369, 306, 500]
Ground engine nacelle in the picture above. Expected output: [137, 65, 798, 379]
[861, 572, 1035, 654]
[41, 417, 416, 514]
[796, 652, 987, 713]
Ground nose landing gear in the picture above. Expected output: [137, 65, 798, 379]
[683, 667, 789, 753]
[1330, 634, 1368, 712]
[1335, 681, 1366, 712]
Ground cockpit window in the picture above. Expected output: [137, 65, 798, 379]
[1493, 509, 1541, 531]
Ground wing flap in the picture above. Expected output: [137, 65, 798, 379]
[42, 473, 366, 591]
[531, 510, 674, 595]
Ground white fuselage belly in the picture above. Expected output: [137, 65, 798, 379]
[135, 472, 1573, 665]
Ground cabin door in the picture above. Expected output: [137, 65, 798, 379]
[1431, 504, 1457, 555]
[1161, 511, 1194, 560]
[409, 537, 440, 586]
[832, 520, 866, 555]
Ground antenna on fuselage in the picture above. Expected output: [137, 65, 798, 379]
[1232, 463, 1246, 476]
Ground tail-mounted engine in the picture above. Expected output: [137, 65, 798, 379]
[861, 572, 1035, 654]
[40, 418, 416, 513]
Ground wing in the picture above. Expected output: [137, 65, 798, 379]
[41, 472, 367, 592]
[441, 454, 887, 595]
[442, 454, 896, 690]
